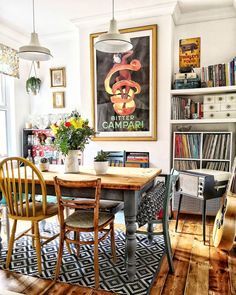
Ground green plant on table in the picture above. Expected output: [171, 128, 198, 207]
[94, 150, 110, 162]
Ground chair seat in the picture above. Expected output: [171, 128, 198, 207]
[65, 210, 114, 229]
[9, 202, 58, 219]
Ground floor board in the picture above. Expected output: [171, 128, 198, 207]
[0, 215, 234, 295]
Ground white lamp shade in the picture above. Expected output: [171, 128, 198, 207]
[18, 32, 52, 61]
[94, 19, 133, 53]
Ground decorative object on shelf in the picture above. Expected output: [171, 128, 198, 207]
[90, 24, 157, 141]
[94, 150, 110, 175]
[94, 0, 132, 53]
[39, 157, 49, 172]
[176, 125, 192, 132]
[50, 110, 95, 173]
[53, 91, 65, 108]
[18, 0, 52, 61]
[50, 67, 66, 87]
[203, 93, 236, 119]
[179, 37, 200, 69]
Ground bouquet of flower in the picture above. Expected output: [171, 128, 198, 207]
[50, 111, 95, 155]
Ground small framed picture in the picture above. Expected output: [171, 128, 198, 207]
[50, 67, 66, 87]
[53, 91, 65, 108]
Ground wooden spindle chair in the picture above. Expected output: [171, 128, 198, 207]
[0, 157, 59, 274]
[53, 177, 116, 289]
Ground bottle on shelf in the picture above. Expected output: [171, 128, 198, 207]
[34, 150, 41, 165]
[26, 149, 33, 163]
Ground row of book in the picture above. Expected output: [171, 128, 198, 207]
[202, 134, 230, 160]
[174, 160, 198, 170]
[171, 97, 203, 120]
[200, 57, 236, 87]
[126, 152, 149, 163]
[205, 161, 229, 171]
[175, 134, 200, 159]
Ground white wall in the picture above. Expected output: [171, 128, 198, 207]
[78, 15, 173, 172]
[31, 31, 80, 115]
[173, 18, 236, 75]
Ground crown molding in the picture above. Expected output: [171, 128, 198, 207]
[71, 1, 178, 27]
[173, 6, 236, 25]
[0, 23, 28, 47]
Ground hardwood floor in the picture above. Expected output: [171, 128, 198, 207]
[0, 215, 235, 295]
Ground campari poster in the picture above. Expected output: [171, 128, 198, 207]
[90, 25, 157, 141]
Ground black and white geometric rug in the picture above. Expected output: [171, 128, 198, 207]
[0, 225, 165, 295]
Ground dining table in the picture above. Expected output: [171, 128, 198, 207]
[4, 164, 162, 281]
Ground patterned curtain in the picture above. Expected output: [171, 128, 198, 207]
[0, 43, 19, 78]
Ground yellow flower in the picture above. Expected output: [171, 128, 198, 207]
[69, 117, 84, 129]
[50, 124, 59, 135]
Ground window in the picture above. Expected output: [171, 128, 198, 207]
[0, 74, 13, 157]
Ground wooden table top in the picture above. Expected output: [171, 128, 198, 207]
[38, 165, 162, 191]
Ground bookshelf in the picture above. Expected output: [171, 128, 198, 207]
[173, 131, 232, 171]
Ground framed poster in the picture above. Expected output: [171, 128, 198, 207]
[179, 37, 200, 69]
[90, 24, 157, 141]
[53, 91, 65, 108]
[50, 67, 66, 87]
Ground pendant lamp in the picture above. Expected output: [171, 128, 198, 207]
[18, 0, 52, 61]
[94, 0, 133, 53]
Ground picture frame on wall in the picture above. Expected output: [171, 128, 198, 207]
[53, 91, 65, 108]
[50, 67, 66, 87]
[90, 24, 157, 141]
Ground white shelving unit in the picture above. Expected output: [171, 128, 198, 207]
[171, 87, 236, 216]
[173, 131, 232, 171]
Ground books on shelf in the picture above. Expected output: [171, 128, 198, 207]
[171, 96, 203, 120]
[174, 160, 199, 170]
[200, 57, 236, 87]
[204, 161, 229, 171]
[175, 133, 200, 159]
[202, 133, 230, 160]
[125, 152, 149, 168]
[173, 131, 232, 172]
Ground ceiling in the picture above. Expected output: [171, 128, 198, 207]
[0, 0, 234, 37]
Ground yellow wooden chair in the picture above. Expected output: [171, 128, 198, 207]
[0, 157, 59, 274]
[53, 177, 116, 289]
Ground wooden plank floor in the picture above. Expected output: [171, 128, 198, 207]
[0, 215, 235, 295]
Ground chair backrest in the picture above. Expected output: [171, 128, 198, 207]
[0, 157, 48, 217]
[53, 177, 101, 227]
[163, 169, 179, 220]
[107, 151, 125, 167]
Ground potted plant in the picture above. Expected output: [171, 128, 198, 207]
[94, 150, 110, 175]
[26, 76, 41, 95]
[39, 157, 49, 172]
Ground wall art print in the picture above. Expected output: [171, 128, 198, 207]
[90, 24, 157, 141]
[179, 37, 201, 69]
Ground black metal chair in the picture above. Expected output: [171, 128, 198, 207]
[136, 170, 179, 273]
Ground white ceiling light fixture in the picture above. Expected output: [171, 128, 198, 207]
[18, 0, 52, 61]
[94, 0, 133, 53]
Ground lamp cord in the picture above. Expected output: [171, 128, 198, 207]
[32, 0, 35, 33]
[112, 0, 114, 20]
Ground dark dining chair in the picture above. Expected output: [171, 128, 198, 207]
[136, 170, 179, 273]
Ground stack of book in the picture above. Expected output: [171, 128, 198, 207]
[202, 133, 230, 160]
[175, 133, 200, 159]
[201, 57, 236, 87]
[171, 97, 203, 120]
[125, 152, 149, 168]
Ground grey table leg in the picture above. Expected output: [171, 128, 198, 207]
[124, 190, 138, 282]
